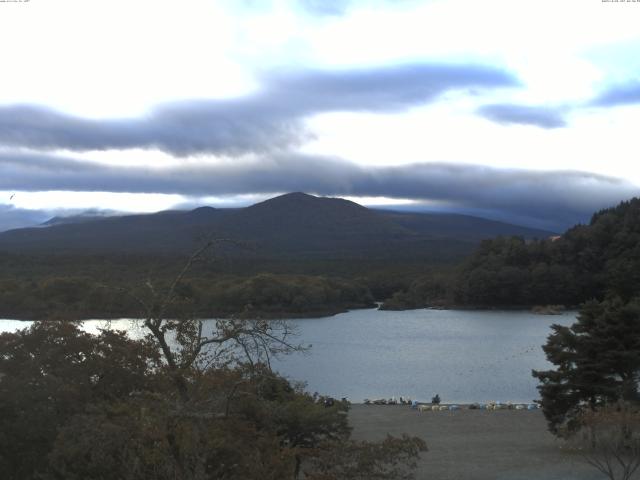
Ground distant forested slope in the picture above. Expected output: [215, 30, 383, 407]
[383, 198, 640, 309]
[455, 198, 640, 306]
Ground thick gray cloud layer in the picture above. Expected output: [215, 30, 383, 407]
[591, 81, 640, 107]
[0, 152, 635, 231]
[476, 104, 567, 128]
[0, 63, 517, 156]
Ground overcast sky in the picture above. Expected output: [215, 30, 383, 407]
[1, 0, 639, 232]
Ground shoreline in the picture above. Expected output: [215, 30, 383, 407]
[354, 401, 539, 408]
[0, 305, 579, 323]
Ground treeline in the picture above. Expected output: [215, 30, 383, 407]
[453, 236, 585, 307]
[0, 273, 374, 320]
[380, 271, 453, 310]
[383, 198, 640, 309]
[0, 248, 444, 319]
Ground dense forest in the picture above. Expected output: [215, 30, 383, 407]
[0, 247, 440, 320]
[384, 198, 640, 310]
[0, 321, 426, 480]
[0, 271, 374, 320]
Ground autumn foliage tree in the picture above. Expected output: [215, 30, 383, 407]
[0, 322, 161, 479]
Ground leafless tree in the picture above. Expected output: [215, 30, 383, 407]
[569, 402, 640, 480]
[118, 239, 306, 400]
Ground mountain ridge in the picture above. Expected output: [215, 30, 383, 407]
[0, 193, 555, 259]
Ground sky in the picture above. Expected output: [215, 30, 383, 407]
[1, 0, 639, 232]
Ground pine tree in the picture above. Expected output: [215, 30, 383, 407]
[533, 297, 640, 434]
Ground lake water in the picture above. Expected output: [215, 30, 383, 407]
[0, 308, 576, 404]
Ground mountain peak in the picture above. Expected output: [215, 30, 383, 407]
[0, 192, 556, 257]
[190, 206, 217, 215]
[249, 192, 367, 212]
[256, 192, 320, 205]
[280, 192, 314, 199]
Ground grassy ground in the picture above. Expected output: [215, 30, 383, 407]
[349, 404, 605, 480]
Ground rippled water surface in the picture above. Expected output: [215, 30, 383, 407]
[1, 308, 576, 403]
[271, 309, 577, 403]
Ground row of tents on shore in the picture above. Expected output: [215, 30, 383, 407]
[415, 402, 539, 411]
[363, 398, 540, 411]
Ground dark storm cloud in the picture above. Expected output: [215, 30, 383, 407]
[268, 64, 518, 112]
[0, 102, 306, 157]
[591, 81, 640, 107]
[0, 63, 518, 156]
[363, 163, 629, 230]
[0, 152, 635, 231]
[0, 152, 360, 196]
[476, 104, 567, 128]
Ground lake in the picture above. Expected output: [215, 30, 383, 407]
[0, 308, 576, 404]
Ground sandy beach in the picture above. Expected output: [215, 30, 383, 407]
[349, 404, 605, 480]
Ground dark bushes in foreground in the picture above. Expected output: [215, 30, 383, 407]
[0, 322, 425, 480]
